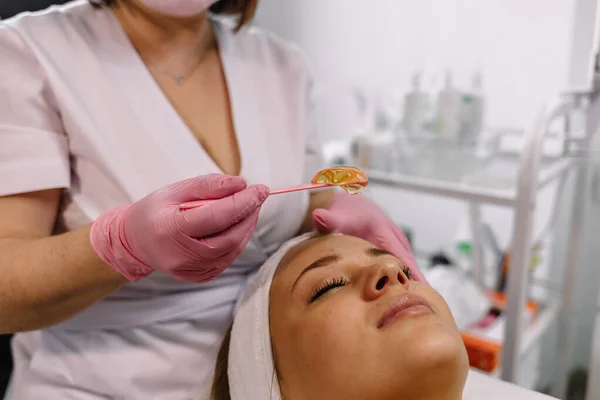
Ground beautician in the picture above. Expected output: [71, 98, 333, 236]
[0, 0, 425, 398]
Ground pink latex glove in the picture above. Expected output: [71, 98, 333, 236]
[90, 174, 269, 283]
[312, 192, 428, 284]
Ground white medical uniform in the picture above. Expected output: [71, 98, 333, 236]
[0, 1, 323, 398]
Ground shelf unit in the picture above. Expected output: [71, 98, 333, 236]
[368, 150, 572, 207]
[361, 95, 583, 394]
[333, 0, 600, 396]
[489, 303, 560, 385]
[365, 0, 600, 395]
[574, 0, 600, 399]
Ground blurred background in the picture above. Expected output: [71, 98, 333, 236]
[254, 0, 572, 138]
[1, 1, 599, 399]
[253, 2, 596, 398]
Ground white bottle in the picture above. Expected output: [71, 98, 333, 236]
[435, 70, 462, 139]
[454, 210, 473, 273]
[460, 71, 485, 144]
[402, 72, 429, 136]
[424, 71, 441, 133]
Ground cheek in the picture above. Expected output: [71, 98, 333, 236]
[409, 287, 467, 359]
[291, 301, 367, 372]
[416, 287, 459, 329]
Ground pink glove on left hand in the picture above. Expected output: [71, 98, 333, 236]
[312, 192, 428, 284]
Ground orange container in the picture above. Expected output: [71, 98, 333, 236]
[460, 291, 540, 373]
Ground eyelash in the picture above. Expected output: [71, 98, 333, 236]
[403, 265, 412, 280]
[309, 266, 412, 303]
[310, 277, 348, 302]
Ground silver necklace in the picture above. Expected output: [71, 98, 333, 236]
[145, 45, 210, 86]
[150, 64, 199, 86]
[119, 13, 212, 86]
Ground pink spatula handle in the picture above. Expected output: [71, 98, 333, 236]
[179, 183, 332, 211]
[268, 183, 331, 195]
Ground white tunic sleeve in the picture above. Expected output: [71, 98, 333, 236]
[0, 25, 70, 197]
[302, 62, 326, 183]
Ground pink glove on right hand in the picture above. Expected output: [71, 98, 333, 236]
[90, 174, 269, 283]
[312, 192, 428, 284]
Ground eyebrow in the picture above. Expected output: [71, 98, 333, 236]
[365, 248, 394, 257]
[291, 247, 394, 291]
[291, 254, 341, 291]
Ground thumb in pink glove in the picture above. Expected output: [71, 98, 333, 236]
[90, 174, 269, 283]
[312, 192, 428, 284]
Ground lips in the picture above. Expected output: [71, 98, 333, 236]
[378, 294, 433, 329]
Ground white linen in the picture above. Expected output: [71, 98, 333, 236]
[228, 233, 317, 400]
[464, 370, 559, 399]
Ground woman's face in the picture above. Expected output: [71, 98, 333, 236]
[269, 235, 469, 400]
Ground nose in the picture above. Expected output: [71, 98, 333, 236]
[363, 259, 409, 300]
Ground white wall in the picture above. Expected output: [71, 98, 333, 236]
[256, 0, 575, 138]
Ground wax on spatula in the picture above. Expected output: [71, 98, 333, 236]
[269, 166, 368, 195]
[179, 167, 368, 211]
[311, 166, 368, 195]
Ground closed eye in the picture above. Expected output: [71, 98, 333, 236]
[310, 277, 348, 303]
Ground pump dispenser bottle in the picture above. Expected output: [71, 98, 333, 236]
[402, 72, 429, 136]
[435, 70, 461, 139]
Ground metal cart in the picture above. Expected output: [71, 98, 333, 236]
[362, 1, 600, 397]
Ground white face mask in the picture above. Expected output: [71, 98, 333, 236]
[138, 0, 219, 18]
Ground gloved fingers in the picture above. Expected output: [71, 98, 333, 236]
[161, 174, 248, 203]
[166, 260, 223, 283]
[312, 208, 346, 234]
[192, 208, 261, 259]
[177, 184, 269, 238]
[403, 256, 428, 285]
[367, 227, 397, 255]
[373, 225, 428, 285]
[394, 224, 413, 249]
[402, 254, 428, 285]
[179, 227, 256, 282]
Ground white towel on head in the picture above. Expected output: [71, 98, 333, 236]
[228, 232, 318, 400]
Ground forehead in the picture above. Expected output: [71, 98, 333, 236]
[276, 235, 372, 276]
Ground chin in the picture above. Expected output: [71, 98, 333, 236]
[422, 331, 467, 367]
[385, 332, 468, 399]
[395, 320, 469, 378]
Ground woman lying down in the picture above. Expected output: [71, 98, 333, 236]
[210, 232, 469, 400]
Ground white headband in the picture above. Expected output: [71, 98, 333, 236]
[228, 232, 318, 400]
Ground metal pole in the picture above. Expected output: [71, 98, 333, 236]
[501, 106, 550, 383]
[468, 203, 484, 285]
[552, 93, 596, 399]
[586, 289, 600, 400]
[565, 0, 600, 94]
[501, 99, 575, 383]
[367, 171, 516, 207]
[558, 0, 600, 395]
